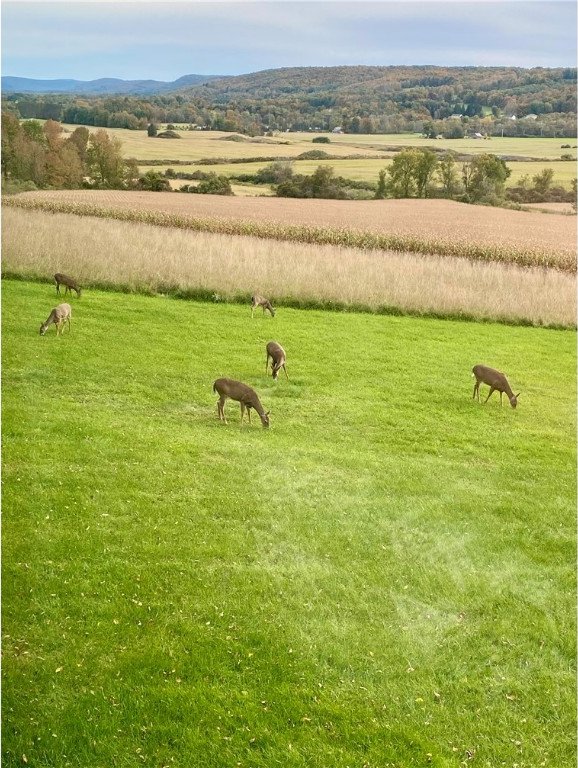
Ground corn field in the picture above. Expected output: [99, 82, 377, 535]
[3, 191, 576, 272]
[3, 207, 576, 328]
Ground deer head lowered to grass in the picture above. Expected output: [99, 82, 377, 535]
[213, 378, 270, 428]
[54, 273, 82, 298]
[472, 364, 520, 408]
[39, 303, 72, 336]
[251, 295, 275, 318]
[265, 341, 288, 380]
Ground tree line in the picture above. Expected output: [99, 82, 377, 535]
[3, 65, 576, 138]
[3, 115, 574, 207]
[1, 114, 143, 191]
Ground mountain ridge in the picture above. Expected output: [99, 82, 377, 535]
[1, 73, 222, 95]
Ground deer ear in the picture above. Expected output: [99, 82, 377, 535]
[515, 392, 521, 398]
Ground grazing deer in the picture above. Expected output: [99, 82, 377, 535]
[472, 364, 520, 408]
[40, 303, 72, 336]
[54, 273, 82, 298]
[213, 378, 270, 428]
[265, 341, 288, 380]
[251, 295, 275, 318]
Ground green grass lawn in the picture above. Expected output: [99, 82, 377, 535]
[2, 279, 576, 767]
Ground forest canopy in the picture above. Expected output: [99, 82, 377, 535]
[3, 65, 576, 137]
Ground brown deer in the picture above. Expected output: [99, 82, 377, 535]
[265, 341, 288, 380]
[472, 364, 520, 408]
[40, 303, 72, 336]
[251, 295, 275, 318]
[54, 273, 82, 298]
[213, 378, 270, 428]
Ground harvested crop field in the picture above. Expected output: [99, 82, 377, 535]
[7, 190, 576, 268]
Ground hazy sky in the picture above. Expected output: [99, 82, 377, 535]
[2, 1, 576, 81]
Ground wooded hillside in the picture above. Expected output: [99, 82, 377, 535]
[3, 65, 576, 137]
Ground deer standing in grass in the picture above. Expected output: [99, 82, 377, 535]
[54, 273, 82, 298]
[40, 303, 72, 336]
[265, 341, 288, 380]
[472, 364, 520, 408]
[213, 378, 270, 428]
[251, 295, 275, 318]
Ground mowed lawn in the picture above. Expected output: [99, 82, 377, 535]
[2, 280, 576, 767]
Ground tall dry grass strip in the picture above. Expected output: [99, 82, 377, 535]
[2, 207, 576, 327]
[3, 192, 576, 273]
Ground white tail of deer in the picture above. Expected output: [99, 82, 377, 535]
[472, 364, 520, 408]
[213, 378, 270, 428]
[265, 341, 288, 380]
[54, 273, 82, 298]
[40, 303, 72, 336]
[251, 295, 275, 318]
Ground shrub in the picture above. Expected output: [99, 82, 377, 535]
[296, 150, 330, 160]
[182, 173, 233, 195]
[312, 136, 330, 144]
[157, 131, 181, 139]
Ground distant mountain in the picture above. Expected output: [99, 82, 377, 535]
[1, 74, 222, 95]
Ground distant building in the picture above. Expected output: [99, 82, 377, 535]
[332, 126, 344, 133]
[449, 114, 463, 119]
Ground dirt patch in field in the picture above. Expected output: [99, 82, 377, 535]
[10, 189, 577, 258]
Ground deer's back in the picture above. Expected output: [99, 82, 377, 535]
[55, 273, 78, 286]
[54, 302, 72, 318]
[473, 364, 506, 386]
[213, 378, 256, 401]
[266, 341, 285, 359]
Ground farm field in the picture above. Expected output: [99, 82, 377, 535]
[141, 157, 577, 191]
[6, 190, 576, 272]
[58, 124, 575, 163]
[2, 278, 576, 767]
[48, 124, 578, 192]
[2, 206, 576, 328]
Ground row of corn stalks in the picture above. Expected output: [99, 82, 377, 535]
[3, 196, 575, 273]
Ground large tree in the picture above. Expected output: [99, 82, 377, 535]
[86, 129, 126, 187]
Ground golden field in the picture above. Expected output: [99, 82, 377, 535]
[57, 125, 576, 189]
[60, 125, 575, 162]
[8, 189, 576, 268]
[2, 207, 576, 327]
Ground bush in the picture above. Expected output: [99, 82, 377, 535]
[276, 166, 346, 199]
[181, 173, 233, 195]
[157, 130, 181, 139]
[296, 150, 330, 160]
[136, 171, 171, 192]
[312, 136, 330, 144]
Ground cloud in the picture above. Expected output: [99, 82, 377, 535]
[2, 1, 576, 79]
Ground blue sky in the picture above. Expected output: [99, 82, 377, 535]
[2, 1, 576, 81]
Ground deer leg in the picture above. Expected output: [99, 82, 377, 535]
[500, 392, 503, 406]
[247, 406, 252, 425]
[484, 387, 495, 404]
[240, 402, 246, 425]
[283, 364, 288, 380]
[473, 381, 479, 401]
